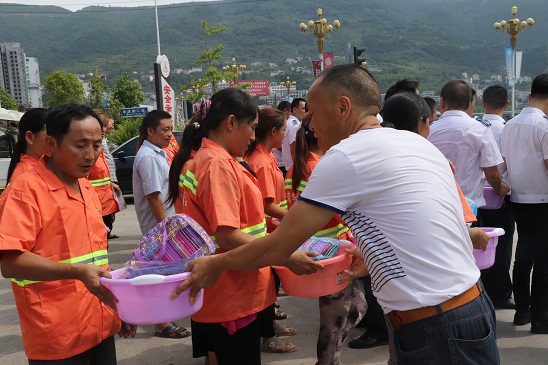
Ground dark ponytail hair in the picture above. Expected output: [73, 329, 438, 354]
[245, 107, 285, 157]
[291, 114, 318, 192]
[167, 88, 258, 207]
[137, 110, 172, 150]
[7, 108, 48, 184]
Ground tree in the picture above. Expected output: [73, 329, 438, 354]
[87, 74, 109, 110]
[111, 73, 145, 108]
[0, 87, 19, 110]
[43, 71, 85, 106]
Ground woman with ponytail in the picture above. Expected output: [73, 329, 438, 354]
[6, 108, 49, 184]
[284, 114, 367, 365]
[168, 89, 310, 364]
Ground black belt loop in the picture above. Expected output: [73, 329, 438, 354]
[435, 304, 444, 315]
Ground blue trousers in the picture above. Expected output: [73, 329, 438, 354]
[392, 290, 499, 365]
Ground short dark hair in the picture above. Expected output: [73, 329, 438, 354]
[277, 101, 291, 112]
[384, 79, 420, 101]
[440, 80, 471, 111]
[530, 73, 548, 100]
[383, 92, 431, 132]
[317, 64, 381, 114]
[46, 104, 102, 143]
[482, 85, 508, 109]
[423, 97, 437, 114]
[138, 110, 172, 148]
[291, 98, 306, 112]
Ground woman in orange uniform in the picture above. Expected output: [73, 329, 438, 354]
[6, 108, 49, 184]
[167, 88, 281, 364]
[0, 104, 135, 364]
[284, 116, 367, 365]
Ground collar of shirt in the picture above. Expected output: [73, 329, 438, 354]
[439, 110, 469, 119]
[142, 139, 167, 159]
[200, 138, 234, 160]
[35, 156, 91, 202]
[520, 107, 548, 118]
[482, 113, 506, 125]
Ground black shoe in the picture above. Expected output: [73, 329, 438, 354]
[494, 297, 516, 310]
[514, 312, 532, 326]
[531, 323, 548, 334]
[348, 333, 388, 349]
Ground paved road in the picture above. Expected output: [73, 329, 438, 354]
[1, 203, 547, 364]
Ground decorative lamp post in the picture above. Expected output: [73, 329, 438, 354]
[280, 77, 296, 100]
[299, 8, 340, 71]
[494, 5, 534, 116]
[223, 58, 247, 82]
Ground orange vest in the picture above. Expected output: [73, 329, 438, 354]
[88, 151, 119, 216]
[285, 152, 350, 239]
[246, 143, 287, 233]
[179, 138, 276, 323]
[0, 157, 120, 360]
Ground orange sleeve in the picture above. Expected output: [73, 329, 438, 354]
[0, 184, 41, 252]
[456, 182, 477, 223]
[253, 163, 277, 201]
[196, 160, 241, 233]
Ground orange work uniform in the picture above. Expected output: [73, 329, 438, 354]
[87, 151, 119, 216]
[178, 138, 276, 323]
[10, 154, 39, 183]
[0, 157, 120, 360]
[163, 134, 180, 165]
[285, 151, 350, 239]
[246, 143, 287, 233]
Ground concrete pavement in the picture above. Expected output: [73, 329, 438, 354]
[1, 202, 547, 364]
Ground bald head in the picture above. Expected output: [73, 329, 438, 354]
[314, 64, 381, 116]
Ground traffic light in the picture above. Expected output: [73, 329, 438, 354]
[353, 46, 367, 67]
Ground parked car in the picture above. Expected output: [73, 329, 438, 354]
[112, 130, 183, 195]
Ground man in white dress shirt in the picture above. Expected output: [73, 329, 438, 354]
[500, 74, 548, 334]
[428, 80, 510, 207]
[280, 98, 306, 171]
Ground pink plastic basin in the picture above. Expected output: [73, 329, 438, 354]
[473, 227, 505, 270]
[100, 269, 203, 325]
[274, 243, 353, 298]
[482, 186, 504, 209]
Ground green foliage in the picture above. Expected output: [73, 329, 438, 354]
[107, 116, 142, 146]
[87, 75, 109, 109]
[43, 71, 85, 106]
[0, 87, 19, 111]
[106, 98, 124, 125]
[111, 73, 145, 108]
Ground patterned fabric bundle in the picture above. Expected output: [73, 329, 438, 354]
[132, 214, 215, 263]
[298, 237, 340, 261]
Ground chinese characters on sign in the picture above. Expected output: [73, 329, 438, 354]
[234, 80, 271, 96]
[161, 78, 175, 118]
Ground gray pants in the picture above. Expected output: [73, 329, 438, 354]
[317, 279, 367, 365]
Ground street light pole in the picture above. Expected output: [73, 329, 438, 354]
[494, 6, 534, 117]
[299, 8, 340, 71]
[154, 0, 161, 56]
[222, 57, 247, 83]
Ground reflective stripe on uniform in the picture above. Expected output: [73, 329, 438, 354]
[180, 171, 198, 195]
[89, 177, 111, 187]
[284, 178, 306, 192]
[11, 249, 109, 287]
[314, 224, 349, 239]
[210, 219, 267, 249]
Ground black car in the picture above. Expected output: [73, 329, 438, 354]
[112, 131, 183, 195]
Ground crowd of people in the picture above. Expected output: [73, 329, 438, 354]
[0, 66, 547, 365]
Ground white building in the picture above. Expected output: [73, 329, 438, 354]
[25, 57, 42, 107]
[0, 42, 30, 107]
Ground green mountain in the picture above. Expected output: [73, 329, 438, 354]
[0, 0, 546, 93]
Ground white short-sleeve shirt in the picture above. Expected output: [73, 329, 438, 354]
[428, 110, 503, 207]
[501, 107, 548, 203]
[481, 113, 507, 180]
[281, 115, 301, 169]
[299, 128, 479, 313]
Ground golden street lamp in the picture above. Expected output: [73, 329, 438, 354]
[223, 57, 247, 82]
[280, 77, 296, 99]
[299, 8, 340, 71]
[493, 5, 534, 116]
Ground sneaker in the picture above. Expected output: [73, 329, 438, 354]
[513, 312, 532, 326]
[348, 332, 388, 349]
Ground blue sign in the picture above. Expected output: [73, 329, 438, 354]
[120, 107, 149, 118]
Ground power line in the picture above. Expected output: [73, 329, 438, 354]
[0, 0, 267, 14]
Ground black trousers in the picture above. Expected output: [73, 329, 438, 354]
[477, 195, 515, 304]
[511, 202, 548, 324]
[357, 275, 388, 341]
[28, 336, 116, 365]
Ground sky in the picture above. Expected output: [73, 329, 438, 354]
[0, 0, 217, 11]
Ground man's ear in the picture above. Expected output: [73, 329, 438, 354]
[45, 135, 56, 151]
[339, 96, 351, 119]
